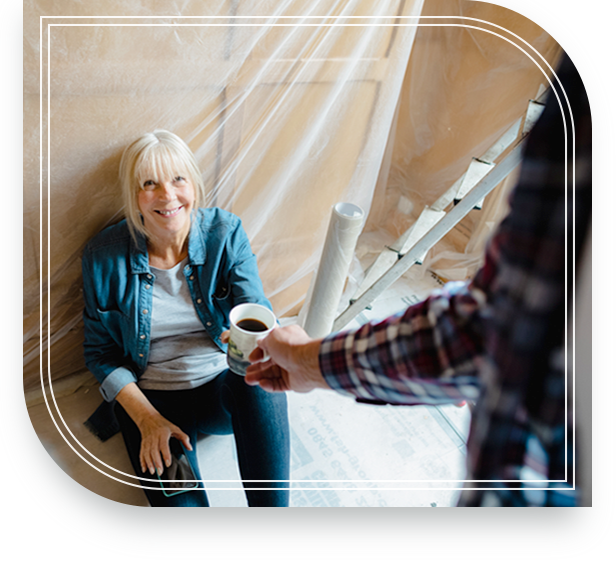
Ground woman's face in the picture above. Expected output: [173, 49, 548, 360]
[137, 173, 195, 243]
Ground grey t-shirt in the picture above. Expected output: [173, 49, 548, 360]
[138, 257, 227, 390]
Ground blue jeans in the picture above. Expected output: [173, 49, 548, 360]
[114, 370, 290, 507]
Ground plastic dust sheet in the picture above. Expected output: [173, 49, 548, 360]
[24, 0, 562, 390]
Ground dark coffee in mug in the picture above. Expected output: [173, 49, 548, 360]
[236, 318, 269, 332]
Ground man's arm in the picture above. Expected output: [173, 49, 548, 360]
[246, 280, 485, 405]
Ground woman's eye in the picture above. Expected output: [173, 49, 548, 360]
[142, 180, 156, 190]
[174, 176, 186, 183]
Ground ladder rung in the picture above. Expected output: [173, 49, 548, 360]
[481, 118, 521, 163]
[454, 158, 495, 202]
[390, 207, 447, 256]
[351, 248, 399, 302]
[521, 99, 545, 136]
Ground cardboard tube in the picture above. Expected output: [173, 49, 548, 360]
[302, 202, 365, 338]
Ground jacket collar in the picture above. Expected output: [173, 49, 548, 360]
[187, 213, 206, 265]
[129, 231, 150, 274]
[128, 213, 206, 274]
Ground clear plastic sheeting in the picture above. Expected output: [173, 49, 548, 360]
[24, 0, 561, 391]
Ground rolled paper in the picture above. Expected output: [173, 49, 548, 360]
[302, 202, 365, 338]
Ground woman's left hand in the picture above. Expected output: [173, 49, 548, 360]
[220, 330, 230, 344]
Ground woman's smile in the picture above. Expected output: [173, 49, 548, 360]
[155, 206, 184, 217]
[138, 175, 195, 242]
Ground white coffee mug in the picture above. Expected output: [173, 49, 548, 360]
[227, 303, 276, 376]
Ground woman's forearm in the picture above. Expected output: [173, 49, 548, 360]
[115, 382, 161, 429]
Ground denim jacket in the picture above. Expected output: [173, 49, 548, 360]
[82, 207, 272, 402]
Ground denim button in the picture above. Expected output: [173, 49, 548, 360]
[197, 299, 202, 304]
[140, 335, 145, 340]
[206, 321, 212, 326]
[189, 276, 194, 281]
[143, 309, 148, 314]
[145, 284, 151, 290]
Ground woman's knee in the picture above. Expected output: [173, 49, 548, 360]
[223, 373, 287, 415]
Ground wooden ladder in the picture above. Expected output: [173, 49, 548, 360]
[332, 94, 548, 332]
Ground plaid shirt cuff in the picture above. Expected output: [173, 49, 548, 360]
[319, 330, 373, 400]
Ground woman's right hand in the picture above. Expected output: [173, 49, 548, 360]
[115, 382, 192, 476]
[137, 413, 192, 476]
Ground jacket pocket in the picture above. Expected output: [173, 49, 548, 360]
[212, 281, 231, 301]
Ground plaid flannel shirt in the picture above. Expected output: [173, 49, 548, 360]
[319, 54, 591, 506]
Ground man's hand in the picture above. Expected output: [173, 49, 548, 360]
[244, 325, 329, 393]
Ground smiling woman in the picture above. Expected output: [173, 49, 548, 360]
[81, 130, 290, 507]
[119, 131, 204, 259]
[136, 170, 195, 269]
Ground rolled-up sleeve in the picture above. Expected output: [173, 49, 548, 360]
[98, 367, 137, 402]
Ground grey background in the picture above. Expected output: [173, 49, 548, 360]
[0, 0, 612, 557]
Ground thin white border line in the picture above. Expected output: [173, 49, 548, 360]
[41, 19, 574, 489]
[39, 18, 575, 491]
[12, 484, 570, 489]
[30, 15, 531, 18]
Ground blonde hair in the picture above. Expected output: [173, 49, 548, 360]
[119, 130, 206, 243]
